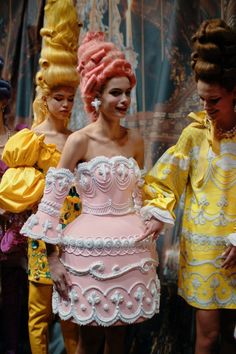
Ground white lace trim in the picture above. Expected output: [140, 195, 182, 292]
[75, 155, 142, 194]
[82, 198, 134, 215]
[21, 167, 75, 241]
[140, 205, 174, 224]
[226, 233, 236, 246]
[45, 167, 74, 197]
[61, 235, 154, 256]
[76, 155, 139, 174]
[38, 199, 61, 217]
[60, 257, 158, 281]
[182, 228, 229, 247]
[132, 186, 143, 213]
[20, 214, 62, 244]
[52, 277, 160, 326]
[48, 167, 74, 180]
[75, 156, 144, 214]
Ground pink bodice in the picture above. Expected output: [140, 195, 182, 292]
[75, 156, 143, 216]
[21, 156, 160, 326]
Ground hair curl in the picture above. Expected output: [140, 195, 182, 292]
[0, 79, 11, 101]
[77, 32, 136, 121]
[0, 56, 4, 77]
[32, 0, 80, 127]
[191, 19, 236, 91]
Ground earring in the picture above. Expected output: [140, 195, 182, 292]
[43, 101, 48, 115]
[91, 98, 101, 112]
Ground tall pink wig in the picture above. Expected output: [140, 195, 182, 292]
[77, 32, 136, 120]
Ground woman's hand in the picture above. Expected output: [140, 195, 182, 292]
[221, 245, 236, 269]
[48, 254, 72, 300]
[137, 218, 164, 242]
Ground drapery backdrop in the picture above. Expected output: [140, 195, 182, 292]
[0, 1, 236, 353]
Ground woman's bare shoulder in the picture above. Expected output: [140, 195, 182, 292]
[128, 128, 143, 144]
[66, 125, 92, 144]
[31, 126, 42, 135]
[127, 128, 144, 167]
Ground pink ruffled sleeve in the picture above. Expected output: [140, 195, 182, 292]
[21, 167, 74, 244]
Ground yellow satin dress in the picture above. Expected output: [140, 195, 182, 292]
[0, 128, 80, 284]
[143, 112, 236, 310]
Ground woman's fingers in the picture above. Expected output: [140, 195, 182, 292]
[222, 246, 236, 269]
[136, 219, 164, 242]
[49, 258, 72, 300]
[54, 273, 71, 300]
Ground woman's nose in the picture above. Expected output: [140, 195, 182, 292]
[62, 99, 69, 107]
[203, 100, 211, 110]
[120, 93, 129, 102]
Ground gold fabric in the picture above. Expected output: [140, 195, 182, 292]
[0, 167, 45, 212]
[0, 128, 81, 284]
[0, 129, 60, 212]
[28, 282, 79, 353]
[2, 128, 44, 167]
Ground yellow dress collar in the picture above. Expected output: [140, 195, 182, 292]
[188, 111, 220, 187]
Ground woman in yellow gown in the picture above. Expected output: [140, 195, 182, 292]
[0, 1, 81, 353]
[141, 19, 236, 354]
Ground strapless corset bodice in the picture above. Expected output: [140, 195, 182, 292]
[75, 156, 143, 215]
[21, 156, 160, 326]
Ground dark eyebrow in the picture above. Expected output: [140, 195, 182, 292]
[199, 95, 220, 99]
[53, 94, 74, 98]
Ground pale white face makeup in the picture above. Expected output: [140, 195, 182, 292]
[99, 77, 132, 120]
[45, 86, 75, 121]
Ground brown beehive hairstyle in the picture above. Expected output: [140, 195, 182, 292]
[191, 18, 236, 91]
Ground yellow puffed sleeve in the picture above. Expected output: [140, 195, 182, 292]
[37, 142, 61, 172]
[0, 167, 45, 212]
[142, 121, 199, 224]
[2, 128, 44, 167]
[0, 128, 61, 213]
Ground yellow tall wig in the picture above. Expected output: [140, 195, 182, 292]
[32, 0, 80, 127]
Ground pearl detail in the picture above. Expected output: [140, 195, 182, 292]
[215, 123, 236, 139]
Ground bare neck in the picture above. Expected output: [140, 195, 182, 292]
[35, 116, 68, 134]
[216, 110, 236, 131]
[96, 115, 124, 141]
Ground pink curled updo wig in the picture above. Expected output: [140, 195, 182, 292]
[77, 32, 136, 120]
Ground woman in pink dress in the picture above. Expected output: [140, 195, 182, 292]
[21, 32, 160, 354]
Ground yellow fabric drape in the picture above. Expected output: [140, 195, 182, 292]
[0, 129, 60, 212]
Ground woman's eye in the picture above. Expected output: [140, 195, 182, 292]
[109, 90, 131, 97]
[209, 98, 220, 104]
[110, 90, 121, 96]
[53, 97, 63, 101]
[199, 96, 220, 105]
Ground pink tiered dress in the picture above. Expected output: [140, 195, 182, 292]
[22, 156, 160, 326]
